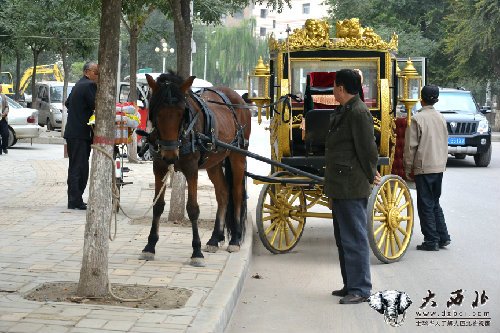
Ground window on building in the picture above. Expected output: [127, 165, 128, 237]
[260, 9, 267, 18]
[260, 27, 267, 37]
[273, 20, 276, 28]
[303, 3, 310, 14]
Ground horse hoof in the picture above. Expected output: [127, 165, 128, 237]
[139, 252, 155, 261]
[227, 245, 240, 253]
[205, 245, 219, 253]
[190, 258, 206, 267]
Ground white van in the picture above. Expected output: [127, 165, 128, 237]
[33, 81, 75, 130]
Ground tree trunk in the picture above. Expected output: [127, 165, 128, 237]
[14, 52, 21, 100]
[170, 0, 192, 78]
[127, 25, 139, 163]
[168, 0, 192, 222]
[61, 44, 70, 138]
[168, 170, 186, 221]
[77, 0, 121, 298]
[31, 48, 39, 106]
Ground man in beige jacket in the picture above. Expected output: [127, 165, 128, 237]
[404, 85, 451, 251]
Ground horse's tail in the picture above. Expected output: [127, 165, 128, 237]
[224, 157, 246, 244]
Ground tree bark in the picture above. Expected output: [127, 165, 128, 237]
[168, 170, 186, 221]
[167, 0, 192, 221]
[14, 52, 21, 100]
[77, 0, 121, 298]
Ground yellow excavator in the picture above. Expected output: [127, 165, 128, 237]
[19, 63, 64, 97]
[0, 72, 14, 97]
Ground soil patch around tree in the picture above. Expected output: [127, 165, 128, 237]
[25, 282, 192, 310]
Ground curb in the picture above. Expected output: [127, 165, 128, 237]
[187, 214, 253, 333]
[19, 136, 65, 145]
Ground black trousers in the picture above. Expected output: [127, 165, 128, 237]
[414, 173, 451, 245]
[331, 198, 372, 298]
[0, 119, 8, 151]
[66, 138, 91, 205]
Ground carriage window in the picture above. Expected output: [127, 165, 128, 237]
[290, 59, 380, 108]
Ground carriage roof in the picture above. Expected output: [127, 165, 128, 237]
[268, 18, 398, 54]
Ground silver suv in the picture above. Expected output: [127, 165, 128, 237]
[33, 81, 74, 131]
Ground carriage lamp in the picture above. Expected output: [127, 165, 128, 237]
[398, 58, 422, 126]
[248, 56, 271, 124]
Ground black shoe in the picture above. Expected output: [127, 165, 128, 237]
[2, 149, 7, 154]
[68, 202, 87, 210]
[331, 287, 348, 297]
[416, 242, 439, 251]
[339, 294, 368, 304]
[439, 240, 451, 248]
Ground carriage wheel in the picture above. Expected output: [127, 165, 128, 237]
[368, 175, 414, 263]
[256, 171, 306, 254]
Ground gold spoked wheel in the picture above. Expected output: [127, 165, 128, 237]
[368, 175, 414, 263]
[256, 172, 307, 254]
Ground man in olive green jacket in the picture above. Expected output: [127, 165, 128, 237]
[324, 69, 378, 304]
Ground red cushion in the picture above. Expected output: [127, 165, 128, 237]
[392, 117, 408, 179]
[309, 72, 336, 87]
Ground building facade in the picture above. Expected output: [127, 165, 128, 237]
[224, 1, 329, 38]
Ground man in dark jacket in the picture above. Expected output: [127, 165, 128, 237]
[0, 88, 9, 155]
[324, 69, 378, 304]
[64, 61, 98, 210]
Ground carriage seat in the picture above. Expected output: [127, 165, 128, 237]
[304, 108, 336, 155]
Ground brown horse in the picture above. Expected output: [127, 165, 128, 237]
[139, 72, 251, 267]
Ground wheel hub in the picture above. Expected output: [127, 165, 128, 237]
[387, 207, 400, 230]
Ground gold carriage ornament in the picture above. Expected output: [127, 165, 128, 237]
[398, 58, 422, 126]
[248, 56, 271, 124]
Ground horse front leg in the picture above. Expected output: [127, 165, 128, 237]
[227, 156, 247, 253]
[205, 165, 228, 253]
[139, 161, 169, 261]
[185, 172, 204, 267]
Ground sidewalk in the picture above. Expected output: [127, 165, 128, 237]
[0, 143, 252, 333]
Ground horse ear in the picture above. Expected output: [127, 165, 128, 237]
[181, 76, 196, 94]
[145, 74, 158, 93]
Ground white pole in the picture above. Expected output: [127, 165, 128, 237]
[162, 56, 166, 73]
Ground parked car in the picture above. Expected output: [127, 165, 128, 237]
[414, 88, 492, 167]
[5, 96, 41, 147]
[33, 81, 74, 131]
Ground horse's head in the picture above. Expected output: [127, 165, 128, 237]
[146, 72, 196, 163]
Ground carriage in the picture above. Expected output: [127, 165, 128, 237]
[138, 18, 427, 266]
[246, 18, 427, 263]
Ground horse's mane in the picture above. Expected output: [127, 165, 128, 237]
[149, 71, 186, 125]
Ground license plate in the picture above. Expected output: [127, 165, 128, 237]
[448, 137, 465, 145]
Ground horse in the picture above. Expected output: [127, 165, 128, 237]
[139, 71, 251, 267]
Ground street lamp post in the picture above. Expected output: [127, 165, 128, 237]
[155, 38, 174, 73]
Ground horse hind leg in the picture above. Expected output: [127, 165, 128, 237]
[226, 156, 247, 253]
[205, 165, 229, 253]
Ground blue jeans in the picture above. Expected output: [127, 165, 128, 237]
[414, 173, 451, 245]
[331, 198, 372, 298]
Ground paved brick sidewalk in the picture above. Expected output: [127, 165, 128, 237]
[0, 145, 251, 333]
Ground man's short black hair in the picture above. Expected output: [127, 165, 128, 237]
[335, 69, 362, 95]
[421, 85, 439, 105]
